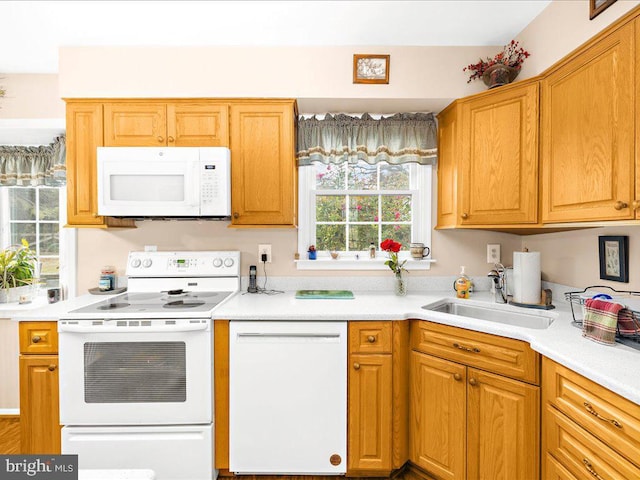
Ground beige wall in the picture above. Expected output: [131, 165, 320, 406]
[517, 0, 640, 78]
[76, 221, 522, 293]
[0, 74, 65, 118]
[58, 45, 499, 113]
[0, 320, 19, 409]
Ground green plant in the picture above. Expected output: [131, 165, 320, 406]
[0, 239, 36, 290]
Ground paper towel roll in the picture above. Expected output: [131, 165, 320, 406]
[513, 251, 541, 304]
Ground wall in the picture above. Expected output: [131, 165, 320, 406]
[58, 45, 499, 113]
[517, 0, 640, 78]
[514, 0, 640, 290]
[0, 74, 64, 119]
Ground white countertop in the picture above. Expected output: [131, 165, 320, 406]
[10, 289, 640, 405]
[9, 293, 119, 321]
[214, 290, 640, 405]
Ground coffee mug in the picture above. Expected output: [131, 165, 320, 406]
[410, 243, 430, 260]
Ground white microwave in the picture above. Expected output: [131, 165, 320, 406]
[97, 146, 231, 217]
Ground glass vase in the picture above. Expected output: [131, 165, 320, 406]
[394, 272, 407, 296]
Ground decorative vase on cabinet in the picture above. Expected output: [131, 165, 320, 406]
[482, 64, 519, 89]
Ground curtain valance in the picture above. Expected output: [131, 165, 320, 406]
[296, 113, 437, 166]
[0, 135, 66, 187]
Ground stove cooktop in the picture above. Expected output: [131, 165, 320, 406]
[67, 290, 235, 318]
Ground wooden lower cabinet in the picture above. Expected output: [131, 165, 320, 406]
[348, 354, 393, 472]
[19, 321, 61, 454]
[410, 321, 540, 480]
[347, 321, 409, 476]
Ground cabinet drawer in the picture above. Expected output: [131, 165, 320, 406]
[545, 404, 640, 479]
[19, 322, 58, 354]
[410, 321, 539, 384]
[545, 454, 579, 479]
[543, 358, 640, 467]
[349, 322, 392, 353]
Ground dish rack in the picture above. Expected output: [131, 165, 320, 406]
[565, 286, 640, 351]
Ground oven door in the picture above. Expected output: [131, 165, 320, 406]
[97, 147, 200, 217]
[59, 319, 212, 425]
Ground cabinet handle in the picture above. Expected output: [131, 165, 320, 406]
[453, 373, 462, 381]
[353, 363, 360, 370]
[367, 335, 376, 343]
[583, 402, 622, 429]
[461, 213, 469, 220]
[168, 136, 175, 143]
[233, 212, 240, 219]
[469, 378, 478, 386]
[632, 200, 640, 210]
[157, 136, 164, 143]
[613, 201, 628, 210]
[582, 458, 605, 480]
[48, 365, 56, 372]
[453, 342, 480, 353]
[32, 335, 41, 343]
[93, 213, 99, 218]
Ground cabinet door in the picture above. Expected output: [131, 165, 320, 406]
[229, 103, 296, 226]
[541, 23, 635, 222]
[348, 354, 393, 472]
[436, 104, 459, 228]
[460, 82, 539, 225]
[410, 351, 466, 480]
[467, 368, 539, 480]
[167, 103, 229, 146]
[19, 355, 60, 454]
[66, 103, 106, 226]
[104, 103, 167, 146]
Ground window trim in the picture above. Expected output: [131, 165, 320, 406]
[296, 163, 433, 271]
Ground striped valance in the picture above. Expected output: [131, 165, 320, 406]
[0, 135, 66, 186]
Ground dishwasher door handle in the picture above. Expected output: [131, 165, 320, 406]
[236, 332, 342, 342]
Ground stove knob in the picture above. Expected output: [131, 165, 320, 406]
[130, 258, 141, 268]
[142, 259, 153, 268]
[213, 258, 223, 268]
[224, 258, 235, 268]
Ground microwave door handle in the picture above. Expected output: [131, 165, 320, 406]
[188, 161, 200, 207]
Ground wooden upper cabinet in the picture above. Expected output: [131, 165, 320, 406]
[167, 104, 228, 146]
[104, 103, 166, 146]
[541, 22, 635, 222]
[436, 103, 460, 228]
[104, 102, 229, 147]
[66, 103, 107, 226]
[229, 101, 296, 226]
[460, 82, 539, 225]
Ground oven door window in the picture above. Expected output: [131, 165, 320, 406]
[84, 342, 186, 403]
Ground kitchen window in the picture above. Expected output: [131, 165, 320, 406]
[296, 113, 436, 270]
[0, 186, 75, 292]
[297, 161, 432, 270]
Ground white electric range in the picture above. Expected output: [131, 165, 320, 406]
[59, 250, 240, 480]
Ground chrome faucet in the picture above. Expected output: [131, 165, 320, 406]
[487, 263, 508, 304]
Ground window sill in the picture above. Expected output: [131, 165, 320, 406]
[295, 258, 436, 271]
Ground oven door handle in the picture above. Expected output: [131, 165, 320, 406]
[58, 323, 209, 333]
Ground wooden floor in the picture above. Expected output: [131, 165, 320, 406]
[0, 415, 20, 454]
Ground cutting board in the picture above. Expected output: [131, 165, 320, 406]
[295, 290, 354, 299]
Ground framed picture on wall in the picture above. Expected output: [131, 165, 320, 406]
[598, 235, 629, 282]
[353, 54, 390, 84]
[590, 0, 617, 20]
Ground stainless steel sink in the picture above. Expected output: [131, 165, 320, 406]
[422, 301, 554, 330]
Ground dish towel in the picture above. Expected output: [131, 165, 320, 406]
[582, 298, 623, 345]
[617, 308, 640, 335]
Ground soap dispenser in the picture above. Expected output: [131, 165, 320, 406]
[454, 266, 471, 299]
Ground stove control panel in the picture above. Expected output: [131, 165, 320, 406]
[127, 251, 240, 277]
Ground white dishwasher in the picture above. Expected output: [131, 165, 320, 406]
[229, 321, 347, 475]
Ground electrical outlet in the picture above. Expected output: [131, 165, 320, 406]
[258, 244, 272, 263]
[487, 244, 501, 263]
